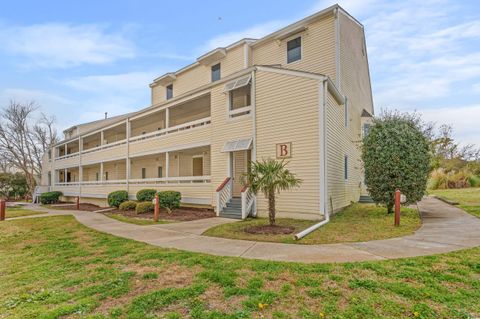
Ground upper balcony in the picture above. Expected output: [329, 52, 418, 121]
[51, 93, 212, 168]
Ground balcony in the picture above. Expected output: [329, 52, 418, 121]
[53, 146, 212, 203]
[51, 93, 212, 168]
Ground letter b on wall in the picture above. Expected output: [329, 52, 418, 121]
[276, 142, 292, 159]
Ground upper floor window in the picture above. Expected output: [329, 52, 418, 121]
[166, 84, 173, 100]
[230, 84, 251, 111]
[211, 63, 221, 82]
[287, 37, 302, 63]
[141, 168, 146, 179]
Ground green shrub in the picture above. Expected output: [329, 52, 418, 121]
[108, 190, 129, 207]
[136, 201, 154, 214]
[119, 200, 137, 211]
[39, 191, 63, 204]
[469, 175, 480, 188]
[157, 191, 181, 214]
[136, 189, 157, 202]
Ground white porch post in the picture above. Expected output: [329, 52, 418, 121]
[64, 168, 67, 183]
[165, 152, 170, 179]
[165, 108, 170, 128]
[79, 166, 83, 182]
[64, 144, 67, 156]
[100, 162, 104, 182]
[126, 119, 130, 191]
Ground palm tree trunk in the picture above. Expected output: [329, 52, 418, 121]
[268, 190, 276, 226]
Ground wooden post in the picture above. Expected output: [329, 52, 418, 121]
[0, 199, 5, 221]
[154, 194, 159, 222]
[394, 189, 400, 227]
[76, 196, 80, 210]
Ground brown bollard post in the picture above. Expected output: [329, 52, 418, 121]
[154, 194, 159, 222]
[394, 189, 400, 227]
[76, 196, 80, 210]
[0, 199, 5, 221]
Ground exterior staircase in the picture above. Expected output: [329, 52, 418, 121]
[219, 198, 243, 219]
[359, 195, 375, 203]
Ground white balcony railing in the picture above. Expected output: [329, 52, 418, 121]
[129, 117, 211, 143]
[52, 117, 211, 162]
[54, 176, 210, 187]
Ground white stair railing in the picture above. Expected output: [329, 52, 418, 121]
[241, 186, 256, 219]
[215, 177, 232, 216]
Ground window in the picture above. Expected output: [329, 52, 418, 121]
[95, 172, 99, 181]
[344, 99, 349, 127]
[166, 84, 173, 100]
[157, 166, 163, 178]
[363, 123, 371, 137]
[211, 63, 221, 82]
[105, 171, 109, 181]
[344, 155, 349, 180]
[287, 37, 301, 63]
[141, 168, 146, 179]
[192, 157, 203, 176]
[229, 84, 251, 111]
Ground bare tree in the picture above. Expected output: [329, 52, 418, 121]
[0, 101, 58, 195]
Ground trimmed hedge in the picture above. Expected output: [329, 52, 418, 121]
[39, 191, 63, 204]
[108, 190, 129, 208]
[158, 190, 181, 214]
[136, 201, 154, 214]
[119, 201, 137, 211]
[136, 189, 156, 202]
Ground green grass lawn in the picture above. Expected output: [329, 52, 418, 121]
[5, 207, 44, 219]
[429, 188, 480, 218]
[204, 204, 422, 245]
[0, 216, 479, 318]
[104, 213, 172, 225]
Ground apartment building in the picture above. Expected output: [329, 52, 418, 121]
[39, 4, 374, 220]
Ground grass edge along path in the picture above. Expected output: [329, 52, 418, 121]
[203, 203, 421, 245]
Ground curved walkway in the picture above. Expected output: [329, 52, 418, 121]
[10, 197, 480, 263]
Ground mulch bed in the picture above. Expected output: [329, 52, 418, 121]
[244, 225, 296, 235]
[107, 206, 215, 222]
[49, 203, 108, 212]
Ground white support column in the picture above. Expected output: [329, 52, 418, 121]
[165, 107, 170, 128]
[64, 168, 67, 183]
[126, 119, 131, 192]
[100, 162, 104, 182]
[64, 144, 67, 156]
[79, 166, 83, 182]
[165, 152, 170, 179]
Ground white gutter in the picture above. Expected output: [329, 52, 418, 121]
[295, 79, 330, 240]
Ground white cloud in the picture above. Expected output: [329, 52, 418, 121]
[0, 23, 135, 68]
[419, 105, 480, 146]
[0, 88, 71, 107]
[64, 72, 157, 93]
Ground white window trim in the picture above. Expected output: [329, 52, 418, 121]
[226, 79, 253, 120]
[285, 35, 303, 65]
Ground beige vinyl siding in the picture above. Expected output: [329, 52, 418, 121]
[339, 11, 373, 115]
[252, 14, 336, 81]
[103, 161, 126, 180]
[326, 91, 362, 213]
[128, 184, 212, 203]
[53, 156, 80, 169]
[151, 45, 247, 105]
[255, 70, 321, 219]
[128, 125, 211, 156]
[209, 81, 253, 206]
[81, 144, 127, 165]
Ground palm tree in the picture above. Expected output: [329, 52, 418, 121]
[245, 158, 302, 226]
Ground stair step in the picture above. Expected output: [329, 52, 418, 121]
[219, 213, 242, 219]
[359, 195, 375, 203]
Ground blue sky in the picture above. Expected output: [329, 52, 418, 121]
[0, 0, 479, 146]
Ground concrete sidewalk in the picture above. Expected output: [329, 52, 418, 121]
[8, 197, 480, 263]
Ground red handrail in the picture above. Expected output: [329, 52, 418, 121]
[216, 177, 231, 192]
[241, 185, 249, 193]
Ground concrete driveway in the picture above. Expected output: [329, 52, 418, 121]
[8, 197, 480, 263]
